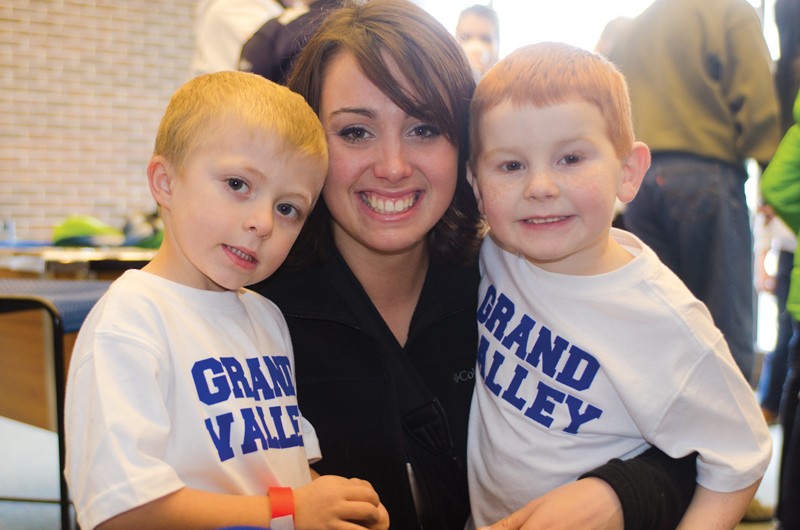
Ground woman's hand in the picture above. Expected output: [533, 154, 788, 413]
[478, 478, 623, 530]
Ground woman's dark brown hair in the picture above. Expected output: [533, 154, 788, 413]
[287, 0, 482, 265]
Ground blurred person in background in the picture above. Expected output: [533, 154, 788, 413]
[754, 209, 796, 425]
[239, 0, 338, 84]
[191, 0, 284, 76]
[455, 4, 500, 80]
[607, 0, 781, 383]
[760, 86, 800, 530]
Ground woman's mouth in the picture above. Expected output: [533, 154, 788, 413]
[359, 191, 420, 214]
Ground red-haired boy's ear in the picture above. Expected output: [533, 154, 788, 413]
[147, 155, 175, 210]
[467, 167, 485, 214]
[617, 141, 651, 204]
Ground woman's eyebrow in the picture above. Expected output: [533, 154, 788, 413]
[329, 107, 375, 119]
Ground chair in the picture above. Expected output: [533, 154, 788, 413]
[0, 279, 112, 530]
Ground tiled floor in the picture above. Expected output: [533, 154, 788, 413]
[740, 520, 778, 530]
[735, 423, 782, 530]
[0, 416, 66, 529]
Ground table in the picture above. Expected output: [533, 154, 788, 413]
[0, 245, 156, 279]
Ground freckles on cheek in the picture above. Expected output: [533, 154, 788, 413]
[479, 194, 506, 224]
[479, 182, 508, 208]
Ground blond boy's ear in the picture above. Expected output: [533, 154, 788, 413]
[147, 155, 175, 210]
[617, 141, 651, 204]
[467, 166, 485, 214]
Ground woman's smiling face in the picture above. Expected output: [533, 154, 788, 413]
[319, 51, 459, 259]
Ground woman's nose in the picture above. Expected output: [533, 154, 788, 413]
[373, 140, 412, 182]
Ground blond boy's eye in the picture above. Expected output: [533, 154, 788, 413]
[227, 178, 246, 191]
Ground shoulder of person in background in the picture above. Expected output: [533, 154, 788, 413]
[191, 0, 285, 76]
[238, 0, 331, 82]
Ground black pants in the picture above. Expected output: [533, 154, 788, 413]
[778, 322, 800, 529]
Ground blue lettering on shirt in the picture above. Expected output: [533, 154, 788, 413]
[246, 357, 275, 401]
[192, 358, 230, 405]
[262, 355, 295, 397]
[524, 381, 566, 427]
[192, 354, 304, 462]
[204, 412, 236, 461]
[476, 283, 604, 434]
[220, 357, 255, 399]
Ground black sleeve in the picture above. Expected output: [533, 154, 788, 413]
[580, 448, 697, 530]
[239, 20, 285, 82]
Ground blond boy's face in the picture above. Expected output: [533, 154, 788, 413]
[147, 119, 325, 291]
[470, 99, 646, 275]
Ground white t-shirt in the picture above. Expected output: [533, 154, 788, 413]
[65, 270, 320, 529]
[467, 230, 771, 527]
[190, 0, 283, 76]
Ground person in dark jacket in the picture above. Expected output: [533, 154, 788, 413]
[238, 0, 339, 84]
[776, 0, 800, 135]
[252, 1, 698, 528]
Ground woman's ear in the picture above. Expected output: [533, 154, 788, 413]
[467, 166, 485, 214]
[617, 141, 651, 204]
[147, 155, 175, 210]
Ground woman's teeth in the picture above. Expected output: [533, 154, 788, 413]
[361, 192, 419, 214]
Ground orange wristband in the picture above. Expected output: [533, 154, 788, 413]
[269, 486, 294, 530]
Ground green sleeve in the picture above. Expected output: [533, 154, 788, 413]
[761, 90, 800, 232]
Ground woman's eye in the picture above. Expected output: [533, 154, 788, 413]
[227, 178, 248, 192]
[410, 124, 441, 139]
[338, 126, 371, 143]
[501, 161, 523, 171]
[561, 153, 582, 165]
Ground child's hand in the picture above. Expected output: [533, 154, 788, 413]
[292, 475, 389, 529]
[477, 477, 623, 530]
[366, 502, 389, 530]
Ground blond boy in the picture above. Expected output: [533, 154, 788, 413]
[466, 42, 771, 530]
[65, 71, 388, 530]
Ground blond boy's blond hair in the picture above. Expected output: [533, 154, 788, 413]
[154, 71, 327, 171]
[469, 42, 635, 167]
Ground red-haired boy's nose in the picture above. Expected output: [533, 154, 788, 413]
[524, 169, 560, 200]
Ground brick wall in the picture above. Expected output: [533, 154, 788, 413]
[0, 0, 196, 242]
